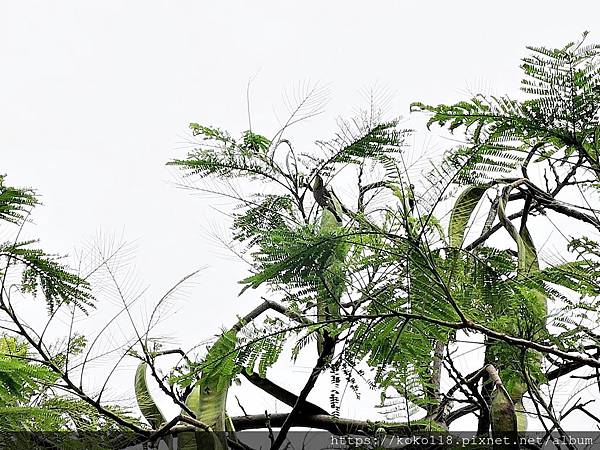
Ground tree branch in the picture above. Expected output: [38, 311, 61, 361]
[270, 335, 336, 450]
[231, 413, 420, 435]
[241, 371, 329, 416]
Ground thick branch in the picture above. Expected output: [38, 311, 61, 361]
[270, 335, 336, 450]
[231, 413, 421, 435]
[542, 200, 600, 231]
[149, 414, 211, 444]
[241, 371, 329, 415]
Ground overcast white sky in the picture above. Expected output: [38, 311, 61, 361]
[2, 0, 600, 432]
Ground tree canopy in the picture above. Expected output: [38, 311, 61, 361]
[1, 35, 600, 450]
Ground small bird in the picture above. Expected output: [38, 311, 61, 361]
[312, 174, 342, 223]
[407, 183, 415, 213]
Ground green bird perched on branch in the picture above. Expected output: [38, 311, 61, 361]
[312, 174, 343, 223]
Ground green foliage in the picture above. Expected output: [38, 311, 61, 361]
[0, 175, 38, 224]
[232, 195, 294, 246]
[412, 33, 600, 184]
[0, 336, 140, 439]
[161, 35, 600, 439]
[316, 119, 408, 168]
[167, 124, 276, 181]
[240, 223, 345, 293]
[0, 176, 94, 314]
[41, 396, 142, 432]
[0, 176, 142, 439]
[241, 130, 271, 152]
[2, 33, 600, 444]
[1, 240, 94, 313]
[195, 330, 239, 394]
[0, 337, 59, 430]
[51, 334, 87, 371]
[239, 324, 286, 378]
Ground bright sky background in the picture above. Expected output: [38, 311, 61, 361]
[2, 0, 600, 435]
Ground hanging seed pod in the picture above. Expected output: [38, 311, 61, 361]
[486, 365, 519, 450]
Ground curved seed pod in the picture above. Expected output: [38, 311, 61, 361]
[134, 361, 166, 429]
[486, 365, 519, 450]
[448, 185, 489, 248]
[496, 181, 547, 432]
[179, 383, 228, 450]
[186, 378, 228, 432]
[514, 399, 527, 433]
[497, 183, 539, 275]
